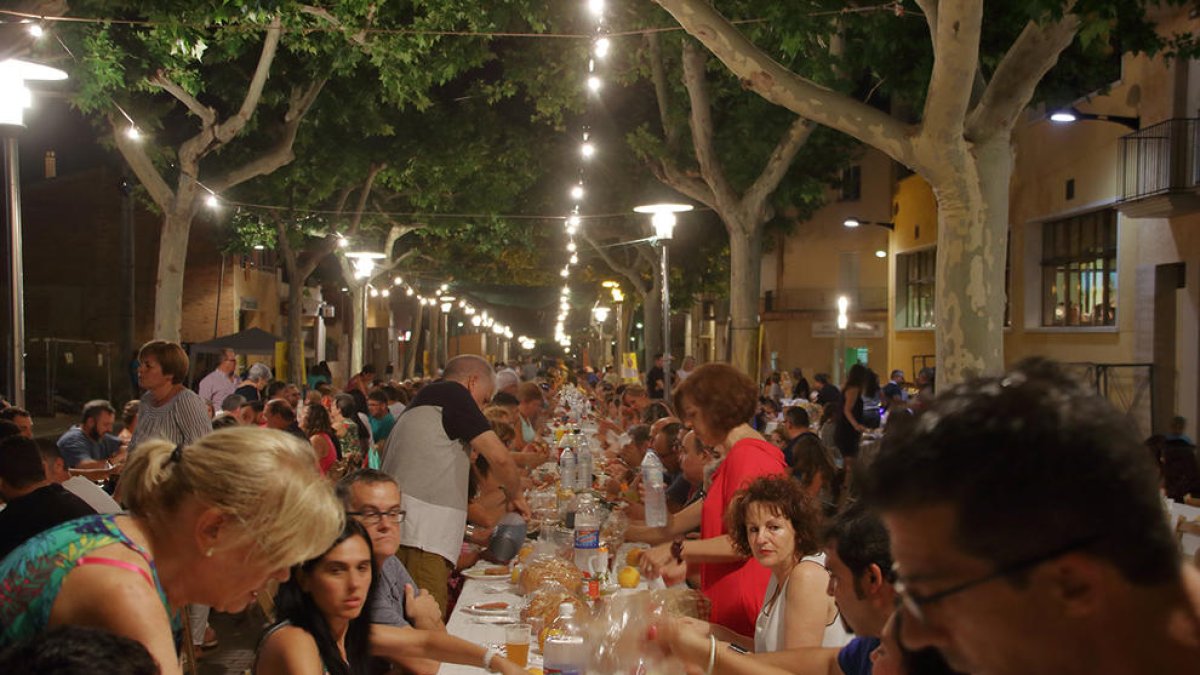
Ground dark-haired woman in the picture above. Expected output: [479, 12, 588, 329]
[633, 363, 787, 639]
[833, 364, 869, 485]
[256, 521, 376, 675]
[304, 403, 339, 476]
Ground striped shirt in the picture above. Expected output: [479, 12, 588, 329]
[129, 388, 213, 451]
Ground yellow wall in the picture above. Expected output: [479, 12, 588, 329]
[762, 147, 894, 380]
[887, 174, 937, 378]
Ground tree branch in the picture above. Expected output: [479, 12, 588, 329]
[964, 11, 1081, 142]
[300, 5, 370, 46]
[581, 231, 651, 294]
[645, 156, 718, 209]
[646, 32, 679, 150]
[914, 0, 939, 51]
[147, 72, 216, 126]
[110, 115, 175, 211]
[345, 162, 385, 234]
[742, 116, 815, 225]
[681, 40, 737, 208]
[919, 0, 982, 143]
[206, 78, 327, 193]
[274, 215, 300, 278]
[655, 0, 918, 167]
[211, 16, 284, 146]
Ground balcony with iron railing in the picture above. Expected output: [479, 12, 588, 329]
[1117, 118, 1200, 218]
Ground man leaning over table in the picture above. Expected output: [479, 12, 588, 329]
[381, 353, 529, 614]
[338, 469, 445, 675]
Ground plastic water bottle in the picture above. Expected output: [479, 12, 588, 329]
[574, 428, 592, 491]
[573, 493, 602, 571]
[641, 449, 668, 527]
[543, 603, 587, 675]
[559, 445, 577, 493]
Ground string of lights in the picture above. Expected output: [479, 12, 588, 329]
[551, 0, 610, 353]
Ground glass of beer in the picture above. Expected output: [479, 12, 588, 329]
[505, 623, 531, 667]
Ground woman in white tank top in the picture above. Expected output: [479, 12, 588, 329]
[674, 475, 850, 652]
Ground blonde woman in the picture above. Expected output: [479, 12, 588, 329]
[0, 427, 343, 675]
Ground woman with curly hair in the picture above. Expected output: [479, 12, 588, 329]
[712, 475, 847, 651]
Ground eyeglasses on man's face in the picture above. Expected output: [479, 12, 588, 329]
[892, 535, 1100, 625]
[347, 508, 406, 526]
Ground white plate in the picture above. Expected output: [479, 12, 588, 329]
[461, 565, 512, 581]
[464, 601, 513, 615]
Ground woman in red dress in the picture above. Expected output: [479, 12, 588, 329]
[639, 363, 788, 637]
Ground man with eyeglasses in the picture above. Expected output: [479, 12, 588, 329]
[338, 469, 445, 675]
[197, 348, 238, 415]
[868, 358, 1200, 675]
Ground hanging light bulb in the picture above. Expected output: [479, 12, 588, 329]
[567, 241, 577, 252]
[570, 184, 584, 200]
[406, 288, 414, 296]
[381, 289, 390, 298]
[27, 23, 44, 38]
[393, 276, 403, 285]
[586, 75, 601, 93]
[126, 126, 141, 140]
[594, 37, 610, 58]
[587, 0, 604, 17]
[205, 194, 219, 209]
[561, 267, 570, 278]
[567, 215, 581, 227]
[570, 253, 578, 264]
[581, 142, 595, 159]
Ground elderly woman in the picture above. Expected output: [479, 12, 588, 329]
[0, 427, 343, 674]
[236, 362, 274, 402]
[633, 363, 788, 638]
[128, 340, 212, 452]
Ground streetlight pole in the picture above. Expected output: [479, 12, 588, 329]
[634, 203, 693, 406]
[1, 59, 68, 407]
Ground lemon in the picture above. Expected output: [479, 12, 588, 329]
[618, 566, 641, 589]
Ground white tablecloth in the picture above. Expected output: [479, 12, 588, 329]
[1169, 501, 1200, 558]
[442, 574, 541, 675]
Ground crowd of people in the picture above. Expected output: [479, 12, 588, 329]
[0, 341, 1197, 675]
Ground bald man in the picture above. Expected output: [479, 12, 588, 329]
[380, 354, 529, 612]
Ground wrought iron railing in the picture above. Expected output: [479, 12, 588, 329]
[1118, 118, 1200, 201]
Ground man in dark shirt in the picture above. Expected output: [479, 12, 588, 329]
[380, 354, 528, 612]
[263, 399, 307, 439]
[646, 353, 667, 400]
[880, 370, 907, 411]
[813, 373, 840, 406]
[0, 435, 95, 559]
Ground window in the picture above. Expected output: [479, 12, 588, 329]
[897, 248, 936, 328]
[1041, 209, 1117, 327]
[840, 165, 861, 201]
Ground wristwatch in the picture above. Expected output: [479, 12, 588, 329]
[482, 645, 502, 672]
[671, 537, 685, 565]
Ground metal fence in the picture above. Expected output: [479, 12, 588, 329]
[1118, 118, 1199, 201]
[1063, 362, 1154, 439]
[26, 338, 116, 416]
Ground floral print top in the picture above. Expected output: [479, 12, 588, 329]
[0, 514, 177, 647]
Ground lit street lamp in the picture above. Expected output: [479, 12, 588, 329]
[634, 202, 693, 405]
[2, 59, 67, 407]
[344, 249, 385, 374]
